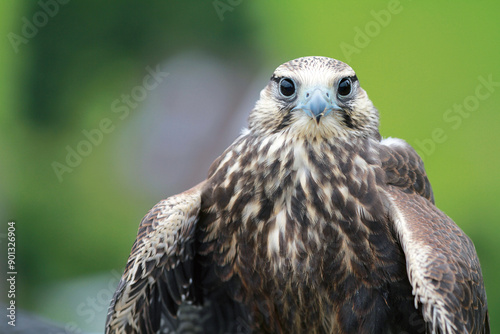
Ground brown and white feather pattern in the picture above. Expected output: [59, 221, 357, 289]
[106, 183, 205, 333]
[106, 56, 489, 334]
[381, 138, 488, 334]
[201, 133, 410, 333]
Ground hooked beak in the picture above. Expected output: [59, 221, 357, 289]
[293, 89, 342, 123]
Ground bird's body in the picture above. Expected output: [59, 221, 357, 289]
[202, 134, 418, 333]
[106, 57, 489, 333]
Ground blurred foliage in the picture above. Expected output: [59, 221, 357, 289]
[1, 0, 499, 331]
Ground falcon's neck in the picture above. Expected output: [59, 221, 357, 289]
[238, 129, 379, 181]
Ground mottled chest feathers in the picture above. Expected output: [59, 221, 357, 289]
[204, 136, 386, 281]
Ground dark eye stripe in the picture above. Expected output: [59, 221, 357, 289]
[338, 75, 358, 86]
[272, 75, 358, 85]
[270, 74, 281, 83]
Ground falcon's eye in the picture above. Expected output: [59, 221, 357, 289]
[279, 78, 296, 97]
[337, 78, 352, 97]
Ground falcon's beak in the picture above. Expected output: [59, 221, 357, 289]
[293, 88, 342, 123]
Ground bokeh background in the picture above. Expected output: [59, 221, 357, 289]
[1, 1, 499, 332]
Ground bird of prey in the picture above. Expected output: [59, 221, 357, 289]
[106, 56, 489, 334]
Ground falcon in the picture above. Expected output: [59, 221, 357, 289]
[105, 56, 489, 334]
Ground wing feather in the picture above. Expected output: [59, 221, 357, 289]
[105, 182, 205, 333]
[380, 138, 489, 334]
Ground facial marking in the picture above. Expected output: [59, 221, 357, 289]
[248, 56, 379, 139]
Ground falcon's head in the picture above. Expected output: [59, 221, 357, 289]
[248, 56, 380, 140]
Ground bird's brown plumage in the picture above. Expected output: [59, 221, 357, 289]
[106, 56, 489, 334]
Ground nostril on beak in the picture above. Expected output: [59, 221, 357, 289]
[292, 88, 341, 121]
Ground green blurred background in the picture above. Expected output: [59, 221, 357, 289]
[1, 1, 499, 332]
